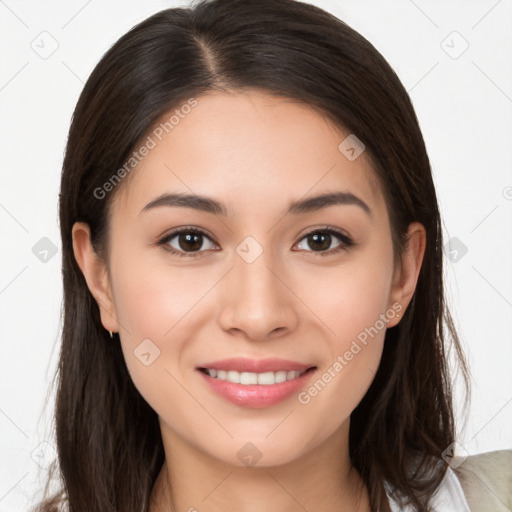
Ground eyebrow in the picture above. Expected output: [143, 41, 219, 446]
[140, 191, 371, 217]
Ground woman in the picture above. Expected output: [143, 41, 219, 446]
[33, 0, 511, 511]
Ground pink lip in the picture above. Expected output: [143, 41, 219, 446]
[196, 358, 317, 409]
[197, 357, 313, 373]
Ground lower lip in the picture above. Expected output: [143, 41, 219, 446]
[197, 368, 317, 408]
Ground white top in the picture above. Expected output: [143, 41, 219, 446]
[387, 466, 471, 511]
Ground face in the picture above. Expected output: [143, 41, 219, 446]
[74, 89, 420, 469]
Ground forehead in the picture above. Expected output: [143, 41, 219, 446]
[111, 89, 384, 221]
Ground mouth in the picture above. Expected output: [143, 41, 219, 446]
[195, 359, 318, 408]
[197, 367, 316, 385]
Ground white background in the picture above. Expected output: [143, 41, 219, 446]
[1, 0, 511, 510]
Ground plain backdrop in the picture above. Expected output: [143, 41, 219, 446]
[1, 0, 511, 509]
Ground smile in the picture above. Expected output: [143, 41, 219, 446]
[199, 368, 310, 385]
[197, 365, 318, 408]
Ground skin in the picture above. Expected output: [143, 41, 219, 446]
[72, 89, 425, 512]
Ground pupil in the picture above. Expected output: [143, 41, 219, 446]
[180, 233, 202, 251]
[309, 233, 330, 251]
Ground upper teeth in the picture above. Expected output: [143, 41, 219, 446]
[205, 369, 307, 385]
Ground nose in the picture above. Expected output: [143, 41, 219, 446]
[217, 246, 300, 342]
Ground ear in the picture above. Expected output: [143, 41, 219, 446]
[71, 221, 119, 333]
[386, 222, 426, 328]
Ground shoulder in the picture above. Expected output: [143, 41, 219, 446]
[386, 450, 512, 511]
[453, 449, 512, 512]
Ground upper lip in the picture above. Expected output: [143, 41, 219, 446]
[197, 358, 315, 373]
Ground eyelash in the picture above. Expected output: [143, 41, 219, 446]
[156, 226, 355, 259]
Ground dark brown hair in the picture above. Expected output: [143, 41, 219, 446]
[33, 0, 469, 510]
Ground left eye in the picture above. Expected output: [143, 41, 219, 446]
[295, 228, 353, 255]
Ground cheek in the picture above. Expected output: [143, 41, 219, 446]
[296, 247, 394, 344]
[110, 240, 214, 341]
[293, 267, 393, 444]
[291, 247, 393, 415]
[296, 336, 384, 453]
[107, 244, 207, 403]
[300, 271, 389, 398]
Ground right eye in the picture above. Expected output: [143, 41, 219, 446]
[157, 227, 219, 258]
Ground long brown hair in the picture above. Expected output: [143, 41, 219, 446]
[33, 0, 470, 510]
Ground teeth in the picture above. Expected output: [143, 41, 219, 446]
[205, 368, 307, 385]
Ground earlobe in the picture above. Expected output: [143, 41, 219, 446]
[71, 222, 119, 333]
[387, 222, 426, 328]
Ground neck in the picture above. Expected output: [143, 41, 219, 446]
[149, 419, 374, 512]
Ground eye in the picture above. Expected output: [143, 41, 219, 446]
[157, 227, 218, 258]
[156, 225, 354, 258]
[294, 227, 354, 256]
